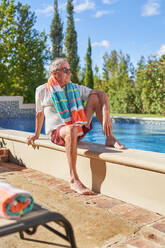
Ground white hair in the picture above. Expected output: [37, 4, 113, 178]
[49, 58, 68, 74]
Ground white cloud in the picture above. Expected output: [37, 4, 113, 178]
[35, 2, 67, 16]
[94, 10, 111, 18]
[141, 0, 160, 17]
[92, 40, 110, 48]
[36, 5, 53, 16]
[35, 1, 95, 16]
[102, 0, 117, 4]
[74, 0, 95, 13]
[157, 44, 165, 57]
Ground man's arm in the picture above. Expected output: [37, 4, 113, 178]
[89, 90, 112, 137]
[27, 111, 44, 145]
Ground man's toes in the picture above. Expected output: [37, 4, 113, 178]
[114, 142, 126, 149]
[83, 190, 95, 195]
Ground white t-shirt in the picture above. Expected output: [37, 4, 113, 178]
[35, 83, 92, 134]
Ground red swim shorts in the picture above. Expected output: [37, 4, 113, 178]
[51, 123, 92, 147]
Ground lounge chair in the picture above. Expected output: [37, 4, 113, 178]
[0, 203, 77, 248]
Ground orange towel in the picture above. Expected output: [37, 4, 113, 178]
[0, 182, 34, 219]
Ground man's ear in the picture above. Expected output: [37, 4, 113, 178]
[52, 71, 60, 81]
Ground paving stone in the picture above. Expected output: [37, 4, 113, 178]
[0, 166, 9, 173]
[126, 236, 162, 248]
[55, 182, 77, 194]
[24, 172, 69, 191]
[16, 169, 34, 176]
[110, 203, 136, 215]
[44, 177, 65, 186]
[20, 168, 35, 174]
[76, 193, 100, 202]
[2, 162, 165, 248]
[138, 226, 165, 246]
[25, 169, 44, 176]
[124, 209, 161, 226]
[87, 195, 123, 209]
[0, 162, 24, 171]
[113, 236, 162, 248]
[5, 163, 24, 170]
[22, 169, 65, 184]
[110, 203, 161, 226]
[26, 171, 42, 177]
[112, 244, 136, 248]
[100, 234, 127, 247]
[151, 218, 165, 233]
[26, 173, 50, 182]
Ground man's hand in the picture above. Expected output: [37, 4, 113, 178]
[27, 111, 44, 146]
[27, 135, 38, 146]
[102, 117, 112, 137]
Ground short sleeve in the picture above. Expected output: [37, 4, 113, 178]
[75, 84, 92, 101]
[35, 87, 44, 113]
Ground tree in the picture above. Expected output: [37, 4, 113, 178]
[79, 67, 86, 85]
[117, 52, 136, 113]
[0, 0, 15, 95]
[102, 50, 136, 113]
[65, 0, 79, 84]
[134, 56, 145, 112]
[0, 0, 49, 103]
[140, 56, 165, 114]
[11, 2, 49, 103]
[102, 50, 118, 81]
[84, 38, 93, 88]
[102, 50, 119, 94]
[93, 64, 101, 89]
[50, 0, 63, 59]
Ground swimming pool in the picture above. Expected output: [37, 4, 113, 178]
[0, 116, 165, 153]
[83, 117, 165, 154]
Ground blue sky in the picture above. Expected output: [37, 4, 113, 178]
[17, 0, 165, 72]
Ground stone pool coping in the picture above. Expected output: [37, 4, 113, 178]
[0, 129, 164, 174]
[0, 96, 35, 109]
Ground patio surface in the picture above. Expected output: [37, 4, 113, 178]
[0, 162, 165, 248]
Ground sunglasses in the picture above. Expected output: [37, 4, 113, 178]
[58, 67, 71, 74]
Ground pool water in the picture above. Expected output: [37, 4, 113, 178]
[0, 116, 165, 154]
[83, 118, 165, 154]
[0, 117, 38, 133]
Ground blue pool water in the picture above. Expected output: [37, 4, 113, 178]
[0, 116, 165, 154]
[83, 118, 165, 154]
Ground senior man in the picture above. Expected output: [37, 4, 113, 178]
[27, 58, 125, 195]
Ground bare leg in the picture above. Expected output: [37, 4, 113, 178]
[85, 94, 125, 149]
[60, 125, 94, 195]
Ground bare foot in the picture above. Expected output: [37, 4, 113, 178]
[70, 180, 95, 195]
[106, 135, 126, 150]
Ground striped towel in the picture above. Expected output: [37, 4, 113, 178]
[0, 182, 34, 219]
[47, 76, 87, 136]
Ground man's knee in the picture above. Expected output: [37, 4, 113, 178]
[87, 93, 100, 106]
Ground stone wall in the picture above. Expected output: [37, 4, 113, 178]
[0, 96, 35, 118]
